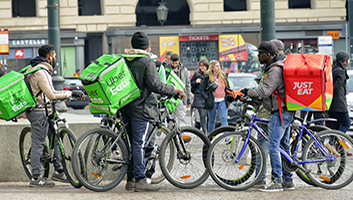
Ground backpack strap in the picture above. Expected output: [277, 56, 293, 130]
[272, 89, 285, 125]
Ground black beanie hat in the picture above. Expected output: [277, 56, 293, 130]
[258, 41, 277, 56]
[131, 32, 150, 50]
[336, 50, 350, 62]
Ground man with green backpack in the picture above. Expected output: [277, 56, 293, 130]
[25, 44, 74, 187]
[121, 32, 185, 192]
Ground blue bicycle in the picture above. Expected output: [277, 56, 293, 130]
[206, 97, 353, 191]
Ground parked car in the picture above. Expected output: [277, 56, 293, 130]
[63, 77, 89, 109]
[191, 73, 258, 129]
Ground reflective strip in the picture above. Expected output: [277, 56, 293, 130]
[90, 104, 110, 111]
[0, 76, 24, 92]
[99, 59, 125, 82]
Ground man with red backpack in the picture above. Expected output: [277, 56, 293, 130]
[235, 41, 294, 192]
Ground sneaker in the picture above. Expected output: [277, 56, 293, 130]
[29, 177, 55, 187]
[253, 180, 266, 188]
[51, 171, 68, 183]
[125, 179, 135, 191]
[134, 177, 160, 192]
[282, 180, 295, 191]
[259, 179, 283, 192]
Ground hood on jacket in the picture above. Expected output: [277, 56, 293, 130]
[29, 56, 53, 72]
[30, 56, 48, 67]
[124, 49, 152, 61]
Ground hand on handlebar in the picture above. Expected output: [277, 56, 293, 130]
[72, 91, 85, 100]
[174, 87, 186, 101]
[226, 88, 245, 100]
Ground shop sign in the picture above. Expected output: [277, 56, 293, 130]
[15, 49, 24, 58]
[0, 29, 9, 54]
[327, 31, 339, 40]
[159, 36, 180, 61]
[179, 35, 218, 42]
[318, 36, 333, 56]
[10, 39, 47, 46]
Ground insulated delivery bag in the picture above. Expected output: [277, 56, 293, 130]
[164, 68, 185, 113]
[283, 53, 333, 111]
[79, 54, 143, 115]
[0, 66, 41, 120]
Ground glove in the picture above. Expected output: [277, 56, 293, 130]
[72, 91, 84, 98]
[240, 88, 248, 96]
[229, 88, 245, 99]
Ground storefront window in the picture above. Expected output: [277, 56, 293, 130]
[61, 47, 77, 77]
[283, 39, 317, 54]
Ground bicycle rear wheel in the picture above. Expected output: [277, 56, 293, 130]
[19, 127, 50, 180]
[303, 130, 353, 189]
[159, 126, 210, 189]
[58, 127, 82, 188]
[72, 128, 129, 192]
[290, 125, 329, 187]
[206, 131, 265, 191]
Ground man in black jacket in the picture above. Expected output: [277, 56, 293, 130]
[121, 32, 185, 192]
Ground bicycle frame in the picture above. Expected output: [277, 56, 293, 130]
[234, 110, 336, 172]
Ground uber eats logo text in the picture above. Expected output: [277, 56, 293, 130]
[11, 96, 27, 112]
[105, 70, 130, 95]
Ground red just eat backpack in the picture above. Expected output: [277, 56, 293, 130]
[283, 53, 333, 111]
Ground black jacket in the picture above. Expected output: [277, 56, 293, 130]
[191, 71, 207, 108]
[121, 57, 175, 121]
[329, 61, 349, 113]
[200, 74, 214, 109]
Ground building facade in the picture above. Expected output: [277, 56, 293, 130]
[0, 0, 348, 74]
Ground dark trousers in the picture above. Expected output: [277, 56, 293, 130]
[122, 112, 151, 180]
[328, 111, 351, 133]
[197, 107, 208, 134]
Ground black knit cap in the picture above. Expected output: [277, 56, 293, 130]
[131, 31, 150, 50]
[258, 41, 277, 56]
[336, 50, 350, 62]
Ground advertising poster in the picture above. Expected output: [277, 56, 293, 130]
[218, 34, 246, 62]
[0, 29, 9, 55]
[159, 36, 179, 61]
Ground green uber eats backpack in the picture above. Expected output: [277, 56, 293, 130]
[79, 54, 146, 115]
[0, 66, 42, 121]
[164, 68, 185, 113]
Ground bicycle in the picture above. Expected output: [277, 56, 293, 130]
[206, 96, 353, 191]
[158, 96, 210, 189]
[71, 95, 209, 191]
[19, 98, 82, 188]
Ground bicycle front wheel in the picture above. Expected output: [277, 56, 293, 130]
[159, 126, 210, 189]
[303, 129, 353, 189]
[149, 126, 175, 184]
[72, 128, 129, 192]
[58, 127, 82, 188]
[206, 132, 266, 191]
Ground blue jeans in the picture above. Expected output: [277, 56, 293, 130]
[122, 112, 151, 180]
[268, 109, 294, 183]
[207, 100, 228, 133]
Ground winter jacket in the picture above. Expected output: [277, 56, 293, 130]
[121, 49, 175, 121]
[26, 56, 71, 108]
[165, 63, 191, 105]
[247, 57, 285, 112]
[200, 74, 214, 109]
[191, 71, 207, 108]
[329, 61, 349, 113]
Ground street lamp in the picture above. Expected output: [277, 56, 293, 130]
[156, 1, 168, 25]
